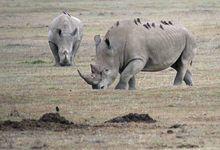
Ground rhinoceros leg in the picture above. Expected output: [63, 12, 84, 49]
[49, 41, 60, 66]
[184, 70, 193, 86]
[171, 56, 193, 86]
[173, 34, 196, 85]
[173, 65, 188, 85]
[128, 76, 136, 90]
[71, 41, 81, 65]
[115, 59, 145, 90]
[172, 66, 193, 86]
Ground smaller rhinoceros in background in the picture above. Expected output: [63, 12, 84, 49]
[48, 12, 83, 66]
[78, 19, 196, 90]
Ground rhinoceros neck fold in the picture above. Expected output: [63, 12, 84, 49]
[119, 38, 127, 72]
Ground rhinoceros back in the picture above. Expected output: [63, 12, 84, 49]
[142, 24, 188, 71]
[107, 20, 194, 72]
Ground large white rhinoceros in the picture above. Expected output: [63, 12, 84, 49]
[48, 12, 83, 66]
[78, 19, 196, 90]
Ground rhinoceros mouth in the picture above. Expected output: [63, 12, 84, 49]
[92, 85, 104, 89]
[60, 60, 72, 66]
[60, 56, 72, 66]
[92, 85, 105, 89]
[60, 63, 71, 66]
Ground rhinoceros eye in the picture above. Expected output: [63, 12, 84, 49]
[103, 68, 109, 74]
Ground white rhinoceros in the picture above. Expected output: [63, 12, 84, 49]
[48, 12, 83, 66]
[78, 19, 196, 90]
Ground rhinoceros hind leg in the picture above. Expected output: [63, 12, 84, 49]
[115, 59, 145, 90]
[49, 41, 60, 66]
[128, 76, 136, 90]
[184, 70, 193, 86]
[173, 65, 187, 85]
[173, 35, 196, 85]
[171, 57, 192, 86]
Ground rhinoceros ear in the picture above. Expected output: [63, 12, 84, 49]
[105, 38, 111, 49]
[56, 29, 62, 36]
[94, 35, 101, 46]
[71, 28, 78, 36]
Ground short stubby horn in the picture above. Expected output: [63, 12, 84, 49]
[77, 69, 101, 85]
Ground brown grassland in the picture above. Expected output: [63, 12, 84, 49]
[0, 0, 220, 149]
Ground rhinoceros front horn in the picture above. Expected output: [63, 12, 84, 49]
[77, 69, 100, 85]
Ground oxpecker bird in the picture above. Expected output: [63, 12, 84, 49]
[151, 23, 155, 27]
[160, 24, 164, 30]
[134, 19, 138, 25]
[137, 18, 141, 24]
[143, 24, 149, 29]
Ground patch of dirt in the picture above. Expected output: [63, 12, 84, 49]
[31, 139, 48, 149]
[177, 144, 199, 148]
[0, 113, 156, 131]
[167, 129, 174, 134]
[0, 113, 88, 131]
[104, 113, 156, 123]
[9, 109, 20, 117]
[38, 113, 71, 124]
[169, 124, 186, 129]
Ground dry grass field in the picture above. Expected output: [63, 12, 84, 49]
[0, 0, 220, 149]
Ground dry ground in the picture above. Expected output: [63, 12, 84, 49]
[0, 0, 220, 149]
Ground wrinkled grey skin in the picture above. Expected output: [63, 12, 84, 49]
[48, 13, 83, 66]
[78, 19, 196, 90]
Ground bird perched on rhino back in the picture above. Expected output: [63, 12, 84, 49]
[78, 19, 196, 90]
[48, 11, 83, 66]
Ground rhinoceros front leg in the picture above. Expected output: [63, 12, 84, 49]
[115, 59, 145, 90]
[71, 40, 81, 65]
[49, 41, 60, 66]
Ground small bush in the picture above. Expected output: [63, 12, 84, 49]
[21, 60, 47, 64]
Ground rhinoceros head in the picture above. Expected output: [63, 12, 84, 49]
[78, 35, 119, 89]
[56, 27, 78, 66]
